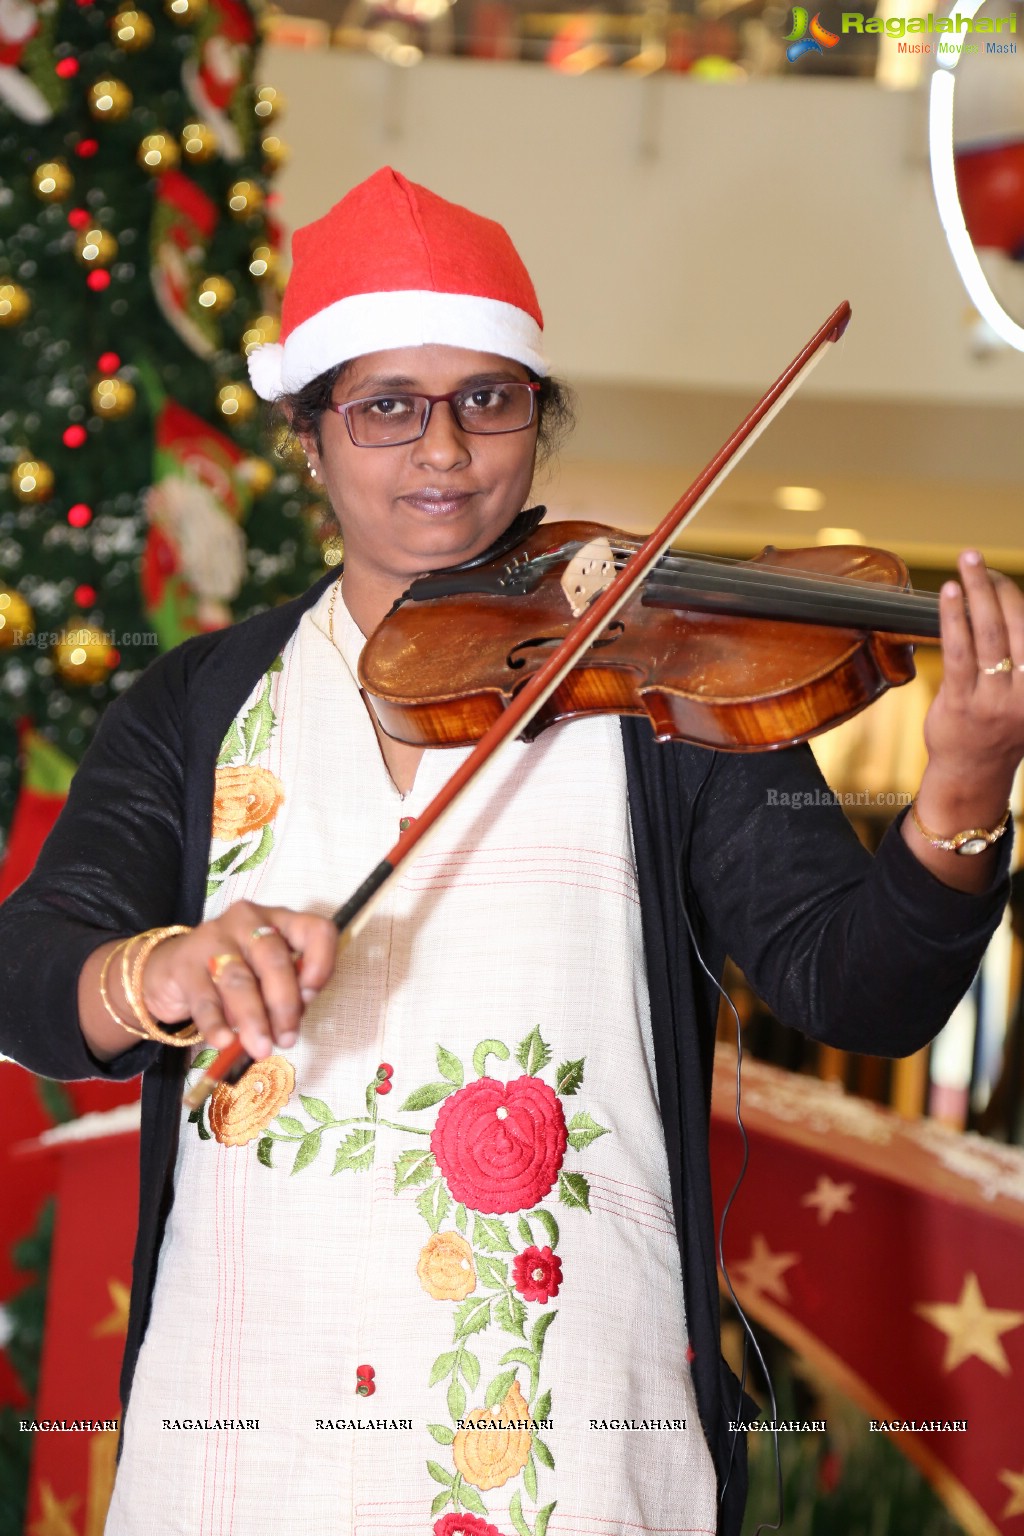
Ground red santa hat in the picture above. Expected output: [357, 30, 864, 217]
[248, 167, 548, 401]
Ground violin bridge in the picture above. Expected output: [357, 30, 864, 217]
[560, 537, 616, 618]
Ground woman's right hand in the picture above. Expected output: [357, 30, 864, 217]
[140, 901, 339, 1060]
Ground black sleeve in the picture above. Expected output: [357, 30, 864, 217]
[688, 745, 1012, 1057]
[0, 651, 191, 1081]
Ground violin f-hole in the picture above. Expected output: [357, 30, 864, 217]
[507, 622, 625, 671]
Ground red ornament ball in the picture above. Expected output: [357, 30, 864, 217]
[75, 139, 99, 159]
[67, 503, 93, 527]
[62, 425, 87, 448]
[68, 208, 90, 230]
[86, 271, 111, 292]
[74, 584, 97, 607]
[108, 648, 121, 668]
[97, 351, 121, 374]
[55, 58, 79, 78]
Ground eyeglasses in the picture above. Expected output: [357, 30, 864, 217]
[327, 381, 541, 448]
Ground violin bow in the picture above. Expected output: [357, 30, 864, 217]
[185, 300, 852, 1110]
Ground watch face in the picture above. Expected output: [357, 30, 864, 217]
[957, 836, 990, 856]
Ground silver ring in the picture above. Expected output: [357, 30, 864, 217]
[250, 924, 279, 943]
[979, 656, 1013, 675]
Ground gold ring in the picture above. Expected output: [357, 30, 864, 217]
[979, 656, 1013, 674]
[208, 952, 244, 985]
[250, 925, 278, 943]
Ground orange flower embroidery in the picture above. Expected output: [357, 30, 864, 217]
[416, 1232, 477, 1301]
[208, 1055, 296, 1147]
[212, 765, 284, 841]
[452, 1381, 533, 1490]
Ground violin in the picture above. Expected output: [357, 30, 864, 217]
[359, 512, 941, 754]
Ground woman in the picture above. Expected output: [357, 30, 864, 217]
[1, 167, 1021, 1536]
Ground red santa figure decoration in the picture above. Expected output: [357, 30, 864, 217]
[182, 0, 256, 163]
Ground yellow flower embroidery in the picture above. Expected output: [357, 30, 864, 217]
[416, 1232, 477, 1301]
[452, 1380, 533, 1490]
[212, 764, 284, 841]
[208, 1055, 295, 1147]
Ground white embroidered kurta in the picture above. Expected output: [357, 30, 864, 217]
[106, 584, 718, 1536]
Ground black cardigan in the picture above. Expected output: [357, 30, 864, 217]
[0, 572, 1011, 1534]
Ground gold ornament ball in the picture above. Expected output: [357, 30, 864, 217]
[0, 282, 31, 326]
[238, 456, 275, 497]
[0, 589, 35, 649]
[254, 85, 284, 121]
[217, 382, 258, 424]
[53, 623, 115, 686]
[197, 275, 236, 313]
[90, 376, 137, 419]
[110, 9, 155, 49]
[260, 134, 288, 171]
[248, 244, 279, 282]
[164, 0, 206, 22]
[32, 159, 74, 203]
[138, 132, 180, 175]
[241, 313, 280, 356]
[12, 459, 54, 503]
[74, 227, 118, 268]
[227, 180, 264, 220]
[181, 121, 217, 163]
[87, 78, 133, 120]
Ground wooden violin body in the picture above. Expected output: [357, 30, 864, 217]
[358, 520, 941, 753]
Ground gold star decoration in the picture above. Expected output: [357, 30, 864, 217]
[999, 1466, 1024, 1520]
[91, 1279, 130, 1340]
[801, 1175, 855, 1225]
[732, 1233, 800, 1303]
[915, 1272, 1024, 1375]
[29, 1483, 80, 1536]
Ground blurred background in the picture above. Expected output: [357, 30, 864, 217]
[1, 2, 1022, 1533]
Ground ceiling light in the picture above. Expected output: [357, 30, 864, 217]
[773, 485, 825, 513]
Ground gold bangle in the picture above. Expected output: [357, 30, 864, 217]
[910, 798, 1012, 857]
[122, 925, 202, 1046]
[98, 939, 150, 1040]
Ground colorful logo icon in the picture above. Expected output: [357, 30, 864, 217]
[785, 7, 841, 60]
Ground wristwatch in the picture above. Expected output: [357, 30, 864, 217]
[911, 799, 1012, 856]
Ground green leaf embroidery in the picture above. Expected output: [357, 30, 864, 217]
[291, 1130, 323, 1175]
[531, 1310, 557, 1356]
[275, 1115, 307, 1137]
[472, 1038, 510, 1077]
[331, 1128, 376, 1175]
[517, 1214, 532, 1244]
[474, 1255, 509, 1289]
[430, 1489, 452, 1517]
[191, 1048, 217, 1072]
[436, 1044, 464, 1086]
[195, 1104, 210, 1141]
[256, 1137, 274, 1169]
[365, 1080, 378, 1117]
[558, 1170, 590, 1211]
[459, 1349, 480, 1390]
[399, 1081, 455, 1112]
[523, 1450, 538, 1500]
[532, 1389, 552, 1422]
[566, 1110, 610, 1151]
[498, 1346, 537, 1373]
[216, 718, 244, 766]
[555, 1057, 585, 1095]
[533, 1434, 555, 1469]
[532, 1209, 560, 1249]
[267, 655, 284, 675]
[417, 1179, 451, 1233]
[509, 1491, 531, 1536]
[458, 1484, 488, 1517]
[493, 1292, 527, 1338]
[427, 1460, 454, 1487]
[427, 1423, 454, 1445]
[241, 688, 276, 762]
[205, 877, 222, 898]
[515, 1026, 552, 1076]
[447, 1377, 466, 1424]
[454, 1202, 467, 1234]
[484, 1368, 518, 1409]
[208, 844, 246, 874]
[453, 1295, 491, 1339]
[429, 1351, 457, 1387]
[299, 1095, 334, 1124]
[473, 1214, 514, 1253]
[232, 822, 274, 876]
[393, 1147, 436, 1191]
[536, 1500, 557, 1536]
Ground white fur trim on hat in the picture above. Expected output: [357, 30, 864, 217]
[246, 289, 549, 402]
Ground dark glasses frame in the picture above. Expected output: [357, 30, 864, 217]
[326, 381, 541, 447]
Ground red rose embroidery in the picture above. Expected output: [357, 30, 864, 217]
[431, 1076, 567, 1215]
[433, 1516, 502, 1536]
[513, 1245, 563, 1304]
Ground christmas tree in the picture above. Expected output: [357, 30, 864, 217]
[0, 0, 332, 880]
